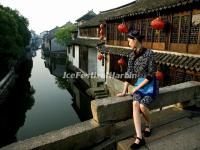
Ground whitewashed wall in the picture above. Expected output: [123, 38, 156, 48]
[73, 45, 79, 68]
[67, 45, 79, 68]
[88, 48, 97, 75]
[97, 51, 105, 78]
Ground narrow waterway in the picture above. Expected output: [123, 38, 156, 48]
[17, 50, 80, 140]
[0, 50, 85, 147]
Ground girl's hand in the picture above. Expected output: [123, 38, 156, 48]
[132, 86, 140, 94]
[116, 92, 125, 97]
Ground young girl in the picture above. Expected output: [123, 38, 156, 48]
[117, 29, 158, 149]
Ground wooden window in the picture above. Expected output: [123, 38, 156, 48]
[147, 19, 153, 42]
[72, 45, 75, 58]
[116, 23, 122, 41]
[110, 23, 114, 40]
[175, 68, 185, 84]
[107, 23, 110, 41]
[79, 46, 88, 73]
[114, 23, 118, 41]
[179, 15, 190, 43]
[190, 14, 200, 44]
[153, 30, 159, 42]
[87, 27, 97, 37]
[195, 73, 200, 82]
[171, 15, 190, 44]
[141, 19, 147, 41]
[129, 20, 136, 30]
[171, 16, 180, 43]
[136, 19, 141, 31]
[185, 70, 195, 82]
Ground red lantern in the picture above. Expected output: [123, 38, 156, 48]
[151, 17, 165, 30]
[100, 24, 104, 29]
[118, 57, 125, 72]
[97, 53, 104, 61]
[155, 70, 164, 81]
[99, 29, 104, 35]
[117, 23, 128, 33]
[118, 57, 125, 65]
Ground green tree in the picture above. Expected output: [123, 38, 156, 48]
[55, 22, 76, 46]
[0, 5, 31, 58]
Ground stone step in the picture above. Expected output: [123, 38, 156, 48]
[117, 117, 199, 150]
[146, 123, 200, 150]
[94, 91, 108, 96]
[86, 87, 105, 97]
[116, 107, 193, 150]
[93, 88, 105, 93]
[95, 95, 108, 99]
[114, 107, 192, 142]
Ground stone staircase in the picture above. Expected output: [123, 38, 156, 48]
[86, 78, 109, 99]
[94, 88, 108, 99]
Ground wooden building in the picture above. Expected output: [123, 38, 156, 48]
[70, 6, 132, 77]
[67, 0, 200, 87]
[67, 11, 97, 73]
[103, 0, 200, 86]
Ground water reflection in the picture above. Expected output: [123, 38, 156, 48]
[15, 50, 80, 141]
[0, 50, 93, 148]
[0, 57, 35, 148]
[44, 54, 66, 78]
[70, 80, 93, 121]
[44, 53, 93, 121]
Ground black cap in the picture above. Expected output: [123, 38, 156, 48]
[127, 29, 144, 42]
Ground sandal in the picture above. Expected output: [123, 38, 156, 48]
[143, 125, 151, 137]
[130, 137, 145, 149]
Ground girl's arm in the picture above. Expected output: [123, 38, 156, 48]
[116, 81, 129, 96]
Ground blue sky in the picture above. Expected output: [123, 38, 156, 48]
[0, 0, 134, 34]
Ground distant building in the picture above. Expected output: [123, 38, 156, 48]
[76, 10, 96, 26]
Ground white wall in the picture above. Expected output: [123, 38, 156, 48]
[67, 45, 79, 68]
[88, 48, 97, 75]
[73, 45, 79, 68]
[97, 51, 105, 78]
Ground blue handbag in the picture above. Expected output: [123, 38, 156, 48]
[134, 77, 156, 96]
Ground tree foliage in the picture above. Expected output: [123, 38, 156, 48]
[0, 5, 31, 59]
[55, 22, 76, 46]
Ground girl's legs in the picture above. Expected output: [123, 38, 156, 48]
[140, 96, 154, 131]
[140, 104, 151, 131]
[133, 101, 142, 143]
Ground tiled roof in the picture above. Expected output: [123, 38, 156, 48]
[155, 52, 200, 71]
[70, 38, 100, 47]
[47, 27, 59, 40]
[106, 46, 200, 71]
[79, 1, 136, 28]
[79, 0, 199, 28]
[107, 0, 198, 20]
[76, 10, 96, 22]
[106, 46, 132, 56]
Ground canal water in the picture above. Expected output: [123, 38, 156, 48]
[0, 50, 92, 147]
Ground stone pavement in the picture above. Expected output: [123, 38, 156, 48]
[117, 109, 200, 150]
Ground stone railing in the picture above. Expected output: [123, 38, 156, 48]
[2, 81, 200, 150]
[91, 81, 200, 123]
